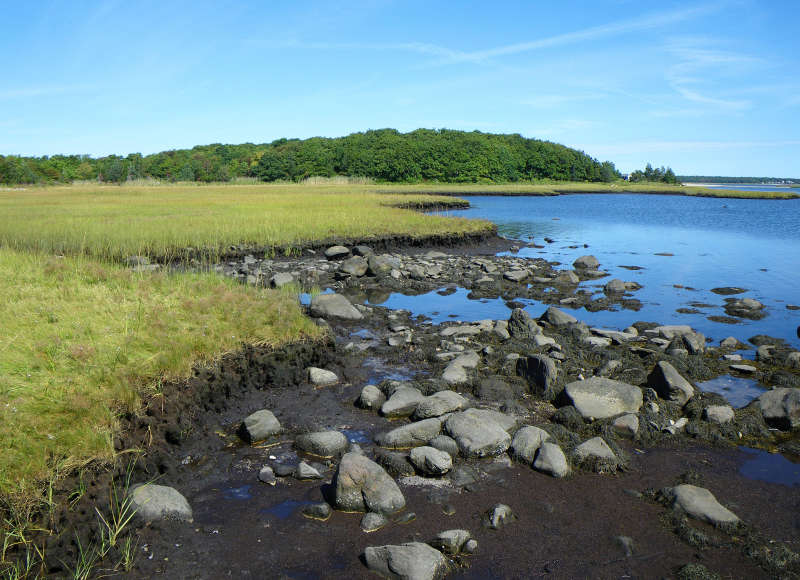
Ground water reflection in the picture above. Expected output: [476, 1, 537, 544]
[739, 447, 800, 486]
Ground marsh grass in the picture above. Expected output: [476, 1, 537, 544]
[381, 181, 799, 199]
[0, 248, 320, 498]
[0, 183, 491, 262]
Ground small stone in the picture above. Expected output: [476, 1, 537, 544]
[428, 435, 460, 457]
[324, 245, 350, 260]
[332, 452, 406, 514]
[361, 512, 389, 532]
[612, 414, 639, 436]
[296, 430, 349, 457]
[269, 272, 294, 288]
[239, 409, 281, 443]
[486, 504, 514, 529]
[395, 512, 416, 525]
[669, 484, 739, 525]
[130, 484, 192, 522]
[294, 461, 323, 480]
[647, 361, 694, 406]
[258, 465, 277, 485]
[302, 502, 332, 521]
[704, 405, 735, 424]
[308, 367, 338, 386]
[409, 446, 453, 476]
[533, 442, 570, 478]
[431, 529, 471, 555]
[381, 386, 425, 418]
[309, 293, 363, 320]
[463, 539, 478, 554]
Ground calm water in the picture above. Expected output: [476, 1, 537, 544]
[698, 184, 797, 193]
[439, 194, 800, 347]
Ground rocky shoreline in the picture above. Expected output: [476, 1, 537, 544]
[18, 235, 800, 579]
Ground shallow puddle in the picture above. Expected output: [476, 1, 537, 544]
[260, 499, 315, 519]
[340, 429, 371, 444]
[739, 447, 800, 486]
[223, 485, 253, 501]
[696, 375, 766, 408]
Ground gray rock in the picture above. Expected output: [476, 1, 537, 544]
[730, 364, 757, 374]
[486, 504, 515, 529]
[368, 254, 400, 277]
[239, 409, 281, 443]
[540, 306, 578, 327]
[445, 410, 511, 458]
[375, 450, 416, 477]
[431, 529, 471, 555]
[647, 361, 694, 406]
[604, 278, 627, 293]
[295, 461, 323, 480]
[612, 414, 639, 436]
[503, 270, 529, 282]
[494, 320, 511, 340]
[510, 426, 550, 464]
[573, 255, 599, 269]
[324, 245, 350, 260]
[507, 308, 542, 339]
[599, 360, 623, 378]
[353, 245, 373, 257]
[339, 255, 368, 277]
[357, 384, 386, 410]
[704, 405, 735, 424]
[516, 355, 558, 400]
[442, 351, 480, 385]
[574, 437, 619, 472]
[307, 367, 338, 386]
[720, 336, 743, 349]
[363, 542, 448, 580]
[463, 539, 478, 554]
[309, 293, 363, 320]
[409, 446, 453, 476]
[376, 418, 444, 449]
[302, 502, 332, 521]
[533, 442, 570, 478]
[669, 484, 739, 525]
[462, 408, 516, 432]
[682, 333, 706, 355]
[296, 430, 349, 457]
[269, 272, 294, 288]
[564, 377, 643, 420]
[651, 325, 694, 340]
[412, 390, 468, 420]
[755, 387, 800, 430]
[258, 465, 277, 485]
[130, 484, 192, 522]
[615, 535, 634, 557]
[428, 435, 459, 457]
[333, 452, 405, 514]
[381, 386, 425, 418]
[554, 270, 580, 285]
[361, 512, 389, 532]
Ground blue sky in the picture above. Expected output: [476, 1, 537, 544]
[2, 0, 798, 176]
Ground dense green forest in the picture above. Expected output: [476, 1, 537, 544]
[628, 163, 679, 184]
[0, 129, 620, 185]
[677, 175, 799, 184]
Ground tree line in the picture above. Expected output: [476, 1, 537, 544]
[628, 163, 679, 184]
[0, 129, 621, 185]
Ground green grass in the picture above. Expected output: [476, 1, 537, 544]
[378, 181, 800, 199]
[0, 183, 493, 262]
[0, 248, 321, 498]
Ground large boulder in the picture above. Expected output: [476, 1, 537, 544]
[363, 542, 448, 580]
[647, 361, 694, 406]
[309, 293, 363, 320]
[755, 388, 800, 430]
[130, 484, 192, 522]
[564, 377, 643, 420]
[539, 306, 578, 327]
[332, 452, 405, 514]
[516, 355, 559, 400]
[375, 418, 444, 449]
[510, 426, 550, 464]
[239, 409, 281, 443]
[445, 410, 511, 458]
[412, 390, 468, 420]
[295, 431, 349, 457]
[668, 484, 739, 525]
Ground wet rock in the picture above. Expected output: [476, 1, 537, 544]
[296, 430, 349, 457]
[368, 254, 400, 277]
[540, 306, 578, 327]
[361, 512, 389, 532]
[755, 387, 800, 430]
[648, 361, 694, 406]
[516, 354, 559, 400]
[573, 255, 599, 269]
[381, 386, 425, 418]
[720, 336, 745, 349]
[333, 452, 405, 514]
[651, 325, 694, 340]
[612, 414, 639, 436]
[507, 308, 542, 339]
[295, 461, 323, 480]
[308, 367, 338, 386]
[485, 504, 514, 529]
[258, 465, 277, 485]
[375, 450, 416, 477]
[395, 512, 417, 525]
[269, 272, 294, 288]
[503, 269, 529, 282]
[730, 364, 757, 374]
[410, 446, 453, 476]
[339, 255, 368, 277]
[363, 542, 448, 580]
[725, 297, 766, 319]
[574, 437, 619, 472]
[711, 286, 747, 295]
[357, 384, 386, 410]
[445, 410, 511, 458]
[604, 278, 627, 293]
[668, 484, 739, 525]
[309, 293, 363, 320]
[302, 502, 332, 521]
[510, 426, 550, 464]
[533, 442, 569, 478]
[428, 435, 459, 457]
[377, 417, 444, 449]
[704, 405, 735, 424]
[412, 390, 468, 420]
[239, 409, 281, 443]
[324, 245, 350, 260]
[431, 529, 471, 555]
[554, 270, 580, 285]
[564, 377, 643, 420]
[130, 484, 192, 522]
